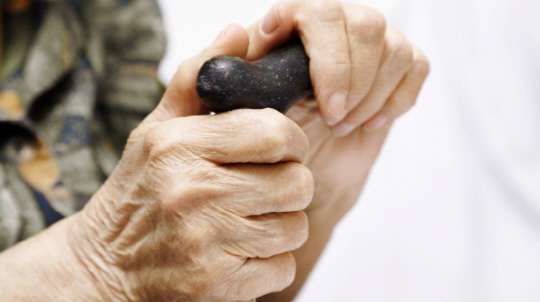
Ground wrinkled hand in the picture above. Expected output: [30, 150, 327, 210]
[69, 29, 313, 302]
[0, 2, 429, 302]
[246, 0, 430, 217]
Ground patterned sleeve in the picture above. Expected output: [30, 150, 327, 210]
[0, 0, 168, 250]
[80, 0, 167, 152]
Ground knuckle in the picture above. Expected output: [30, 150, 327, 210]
[164, 184, 196, 211]
[143, 123, 168, 154]
[290, 211, 309, 248]
[355, 99, 385, 123]
[298, 0, 344, 23]
[386, 38, 414, 71]
[298, 132, 310, 162]
[259, 109, 291, 160]
[265, 133, 289, 163]
[409, 87, 422, 106]
[126, 123, 152, 146]
[413, 51, 431, 78]
[350, 7, 386, 42]
[275, 211, 309, 250]
[257, 248, 277, 260]
[325, 59, 352, 76]
[181, 224, 205, 245]
[404, 96, 418, 109]
[277, 252, 297, 290]
[175, 59, 194, 80]
[291, 165, 314, 210]
[181, 223, 216, 253]
[175, 59, 188, 75]
[144, 120, 202, 166]
[391, 94, 416, 112]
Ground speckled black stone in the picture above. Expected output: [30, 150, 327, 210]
[196, 38, 313, 114]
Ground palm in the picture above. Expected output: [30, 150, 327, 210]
[286, 98, 391, 212]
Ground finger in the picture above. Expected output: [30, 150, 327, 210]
[221, 211, 308, 259]
[292, 0, 352, 126]
[332, 26, 413, 136]
[229, 252, 297, 301]
[217, 162, 314, 216]
[363, 46, 430, 132]
[245, 1, 295, 60]
[144, 108, 309, 164]
[143, 23, 250, 124]
[340, 4, 387, 118]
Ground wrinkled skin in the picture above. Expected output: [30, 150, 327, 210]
[0, 0, 429, 301]
[70, 108, 314, 302]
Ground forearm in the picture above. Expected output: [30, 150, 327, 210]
[258, 181, 366, 302]
[0, 215, 101, 301]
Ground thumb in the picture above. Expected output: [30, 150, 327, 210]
[143, 24, 250, 124]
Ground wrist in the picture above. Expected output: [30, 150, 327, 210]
[68, 195, 141, 302]
[0, 215, 105, 301]
[307, 179, 366, 226]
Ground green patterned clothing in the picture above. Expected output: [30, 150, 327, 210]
[0, 0, 166, 250]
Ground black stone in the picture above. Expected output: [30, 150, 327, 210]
[196, 38, 313, 114]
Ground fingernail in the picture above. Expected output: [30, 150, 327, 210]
[364, 114, 389, 132]
[260, 5, 279, 34]
[332, 122, 355, 137]
[326, 91, 347, 126]
[214, 24, 232, 42]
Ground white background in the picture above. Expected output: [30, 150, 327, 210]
[156, 1, 540, 301]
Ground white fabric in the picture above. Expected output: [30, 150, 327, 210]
[157, 0, 540, 301]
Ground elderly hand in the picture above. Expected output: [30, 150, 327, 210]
[72, 27, 314, 301]
[245, 0, 429, 218]
[243, 1, 429, 301]
[0, 26, 312, 302]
